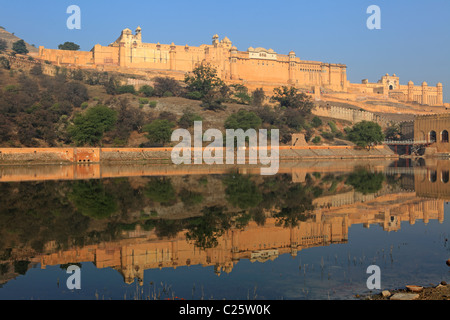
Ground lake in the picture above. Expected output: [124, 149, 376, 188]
[0, 159, 449, 300]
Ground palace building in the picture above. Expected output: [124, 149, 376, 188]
[36, 27, 443, 105]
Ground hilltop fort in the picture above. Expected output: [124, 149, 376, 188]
[34, 27, 444, 107]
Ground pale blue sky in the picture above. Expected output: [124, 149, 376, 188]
[1, 0, 449, 101]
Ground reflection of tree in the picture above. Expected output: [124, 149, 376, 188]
[185, 206, 232, 249]
[179, 188, 203, 207]
[144, 177, 176, 206]
[0, 182, 91, 253]
[274, 184, 315, 228]
[346, 169, 385, 195]
[154, 219, 184, 239]
[13, 260, 30, 275]
[223, 174, 262, 209]
[69, 180, 118, 219]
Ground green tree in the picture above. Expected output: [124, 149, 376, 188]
[271, 86, 314, 116]
[68, 105, 117, 146]
[184, 64, 224, 99]
[12, 40, 28, 54]
[224, 109, 262, 131]
[251, 88, 266, 107]
[58, 42, 80, 51]
[143, 119, 174, 146]
[347, 121, 384, 149]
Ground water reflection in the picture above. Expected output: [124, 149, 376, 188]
[0, 160, 449, 299]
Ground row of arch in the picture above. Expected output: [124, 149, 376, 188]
[429, 170, 450, 183]
[428, 130, 449, 143]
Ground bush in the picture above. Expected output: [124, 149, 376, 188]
[311, 116, 322, 128]
[312, 136, 321, 144]
[186, 91, 203, 100]
[149, 101, 157, 108]
[178, 109, 202, 129]
[139, 97, 149, 104]
[139, 85, 154, 97]
[224, 109, 262, 131]
[116, 85, 136, 95]
[143, 119, 175, 146]
[80, 102, 89, 109]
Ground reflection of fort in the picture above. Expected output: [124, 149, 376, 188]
[1, 160, 448, 286]
[35, 194, 445, 285]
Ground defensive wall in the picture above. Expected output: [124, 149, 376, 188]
[312, 105, 390, 127]
[0, 145, 397, 165]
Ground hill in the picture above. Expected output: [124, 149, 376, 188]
[0, 26, 38, 53]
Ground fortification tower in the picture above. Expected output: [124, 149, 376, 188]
[422, 81, 428, 105]
[437, 82, 443, 105]
[288, 51, 296, 84]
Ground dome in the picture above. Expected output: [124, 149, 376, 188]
[422, 81, 428, 86]
[247, 47, 254, 51]
[222, 36, 231, 43]
[437, 82, 443, 87]
[408, 80, 414, 85]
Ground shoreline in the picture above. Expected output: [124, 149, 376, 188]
[361, 281, 450, 300]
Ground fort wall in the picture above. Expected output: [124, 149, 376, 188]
[0, 145, 397, 165]
[312, 105, 390, 127]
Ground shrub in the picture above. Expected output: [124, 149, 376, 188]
[311, 116, 323, 128]
[139, 97, 149, 104]
[186, 91, 203, 100]
[143, 119, 175, 146]
[312, 136, 321, 144]
[149, 101, 157, 108]
[139, 85, 154, 97]
[116, 85, 136, 94]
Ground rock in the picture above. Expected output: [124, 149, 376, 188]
[390, 293, 420, 300]
[381, 290, 391, 297]
[441, 281, 447, 286]
[406, 285, 423, 293]
[446, 259, 450, 267]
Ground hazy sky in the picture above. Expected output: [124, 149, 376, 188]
[1, 0, 449, 101]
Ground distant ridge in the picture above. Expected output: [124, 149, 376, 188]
[0, 26, 38, 53]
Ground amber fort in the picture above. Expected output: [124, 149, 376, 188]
[34, 26, 444, 106]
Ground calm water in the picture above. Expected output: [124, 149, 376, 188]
[0, 159, 449, 300]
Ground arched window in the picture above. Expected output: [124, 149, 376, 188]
[442, 171, 449, 183]
[441, 130, 449, 143]
[389, 85, 393, 90]
[429, 131, 437, 143]
[429, 170, 437, 183]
